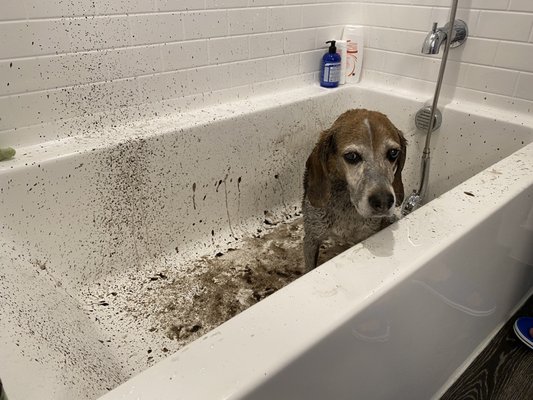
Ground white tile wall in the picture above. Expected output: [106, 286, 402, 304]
[1, 0, 533, 144]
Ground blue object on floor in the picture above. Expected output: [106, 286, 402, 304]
[513, 317, 533, 350]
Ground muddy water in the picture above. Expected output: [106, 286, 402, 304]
[86, 217, 350, 377]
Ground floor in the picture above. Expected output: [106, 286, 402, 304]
[441, 294, 533, 400]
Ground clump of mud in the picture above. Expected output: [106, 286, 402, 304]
[157, 220, 307, 343]
[140, 218, 348, 343]
[86, 217, 350, 373]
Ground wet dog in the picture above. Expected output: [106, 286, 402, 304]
[302, 109, 407, 271]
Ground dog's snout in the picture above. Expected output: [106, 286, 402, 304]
[368, 191, 395, 213]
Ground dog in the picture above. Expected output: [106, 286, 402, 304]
[302, 109, 407, 271]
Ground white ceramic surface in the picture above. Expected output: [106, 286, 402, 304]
[2, 2, 533, 143]
[1, 84, 532, 400]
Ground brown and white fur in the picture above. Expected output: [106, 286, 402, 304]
[302, 109, 407, 271]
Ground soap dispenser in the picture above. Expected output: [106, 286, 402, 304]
[320, 40, 341, 88]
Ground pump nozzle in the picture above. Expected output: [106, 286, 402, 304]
[326, 40, 337, 54]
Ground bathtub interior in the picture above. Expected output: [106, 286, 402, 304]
[0, 84, 532, 400]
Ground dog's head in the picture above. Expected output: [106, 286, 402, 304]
[305, 109, 407, 218]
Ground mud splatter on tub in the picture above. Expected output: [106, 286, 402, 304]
[85, 217, 349, 376]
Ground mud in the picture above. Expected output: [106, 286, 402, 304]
[86, 216, 351, 376]
[139, 217, 349, 343]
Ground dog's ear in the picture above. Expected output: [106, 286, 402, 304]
[392, 129, 407, 205]
[305, 129, 335, 208]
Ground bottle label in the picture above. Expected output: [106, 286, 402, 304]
[323, 62, 340, 83]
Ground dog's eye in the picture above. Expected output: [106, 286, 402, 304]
[343, 152, 361, 164]
[387, 149, 400, 161]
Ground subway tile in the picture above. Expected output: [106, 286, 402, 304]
[367, 0, 432, 5]
[430, 8, 479, 35]
[1, 0, 27, 21]
[362, 48, 386, 72]
[162, 40, 209, 71]
[462, 64, 519, 96]
[109, 46, 164, 80]
[249, 32, 284, 58]
[188, 64, 232, 93]
[208, 36, 249, 64]
[476, 11, 533, 42]
[24, 0, 97, 18]
[228, 8, 268, 35]
[509, 0, 533, 12]
[268, 6, 302, 31]
[448, 37, 499, 66]
[469, 0, 510, 10]
[157, 0, 205, 12]
[302, 5, 336, 28]
[0, 22, 38, 59]
[360, 3, 392, 28]
[315, 26, 344, 48]
[338, 3, 362, 25]
[0, 91, 53, 130]
[494, 41, 533, 72]
[68, 16, 131, 52]
[137, 70, 191, 103]
[418, 58, 466, 85]
[95, 0, 157, 14]
[382, 51, 423, 80]
[183, 10, 228, 39]
[130, 13, 184, 46]
[301, 3, 357, 28]
[284, 0, 319, 4]
[365, 27, 426, 55]
[514, 72, 533, 100]
[25, 0, 156, 18]
[249, 0, 284, 6]
[299, 49, 322, 73]
[0, 20, 71, 59]
[206, 0, 248, 9]
[265, 54, 299, 80]
[284, 29, 317, 54]
[0, 52, 114, 96]
[228, 59, 267, 86]
[388, 5, 433, 31]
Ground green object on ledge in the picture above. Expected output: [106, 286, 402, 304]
[0, 147, 15, 161]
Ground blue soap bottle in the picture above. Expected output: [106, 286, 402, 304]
[320, 40, 341, 88]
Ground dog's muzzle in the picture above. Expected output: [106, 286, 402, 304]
[368, 190, 395, 215]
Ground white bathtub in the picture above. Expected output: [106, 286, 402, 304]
[1, 84, 532, 400]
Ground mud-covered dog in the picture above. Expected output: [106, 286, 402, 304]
[302, 109, 407, 271]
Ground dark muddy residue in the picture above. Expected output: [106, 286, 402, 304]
[130, 218, 351, 346]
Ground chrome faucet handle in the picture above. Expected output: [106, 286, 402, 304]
[422, 19, 467, 54]
[421, 23, 446, 54]
[444, 19, 468, 48]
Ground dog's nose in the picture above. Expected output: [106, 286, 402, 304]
[368, 191, 395, 213]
